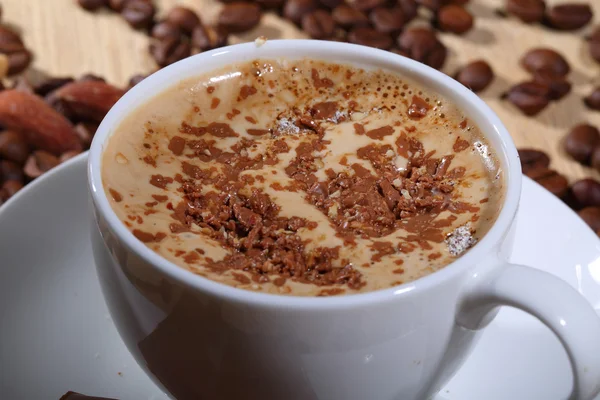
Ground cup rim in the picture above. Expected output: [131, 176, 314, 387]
[88, 39, 522, 309]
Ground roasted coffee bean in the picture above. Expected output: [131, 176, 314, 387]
[571, 179, 600, 208]
[108, 0, 127, 11]
[505, 0, 545, 23]
[416, 0, 444, 11]
[532, 71, 570, 101]
[302, 10, 336, 39]
[455, 60, 494, 92]
[127, 74, 146, 90]
[79, 73, 106, 82]
[397, 28, 447, 70]
[1, 180, 22, 198]
[591, 146, 600, 172]
[369, 7, 405, 34]
[398, 0, 418, 21]
[585, 87, 600, 111]
[59, 150, 82, 163]
[348, 27, 393, 50]
[563, 123, 600, 164]
[0, 160, 24, 182]
[545, 3, 593, 31]
[165, 6, 201, 34]
[332, 5, 369, 28]
[75, 122, 98, 148]
[578, 207, 600, 231]
[284, 0, 319, 25]
[347, 0, 386, 11]
[535, 169, 569, 198]
[192, 25, 228, 52]
[149, 37, 191, 67]
[318, 0, 343, 9]
[121, 0, 155, 30]
[518, 148, 550, 175]
[7, 49, 32, 76]
[256, 0, 286, 8]
[151, 21, 182, 40]
[437, 5, 474, 34]
[589, 27, 600, 64]
[520, 48, 570, 78]
[504, 81, 550, 116]
[218, 3, 262, 33]
[0, 26, 25, 54]
[33, 77, 74, 97]
[0, 131, 29, 164]
[77, 0, 108, 11]
[23, 150, 60, 180]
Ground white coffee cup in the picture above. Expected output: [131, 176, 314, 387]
[88, 40, 600, 400]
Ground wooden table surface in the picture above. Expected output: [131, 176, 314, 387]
[6, 0, 600, 182]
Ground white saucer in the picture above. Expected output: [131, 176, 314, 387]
[1, 154, 599, 400]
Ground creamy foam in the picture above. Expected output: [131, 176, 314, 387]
[102, 58, 504, 296]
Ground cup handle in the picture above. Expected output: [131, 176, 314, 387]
[457, 263, 600, 400]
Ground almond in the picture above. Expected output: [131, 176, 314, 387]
[0, 90, 82, 155]
[53, 80, 125, 122]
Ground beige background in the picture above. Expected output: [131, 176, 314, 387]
[5, 0, 600, 182]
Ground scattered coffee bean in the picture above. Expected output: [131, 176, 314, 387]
[0, 131, 29, 164]
[437, 5, 474, 35]
[347, 27, 393, 50]
[346, 0, 386, 12]
[302, 10, 336, 39]
[416, 0, 444, 12]
[151, 21, 182, 41]
[520, 48, 570, 78]
[591, 146, 600, 172]
[518, 148, 550, 175]
[505, 0, 545, 23]
[165, 6, 201, 34]
[369, 7, 405, 34]
[149, 37, 191, 67]
[318, 0, 343, 9]
[1, 180, 22, 198]
[284, 0, 319, 25]
[0, 26, 32, 75]
[74, 122, 98, 149]
[455, 60, 494, 92]
[121, 0, 156, 30]
[545, 3, 593, 31]
[397, 28, 447, 70]
[563, 123, 600, 164]
[108, 0, 127, 11]
[256, 0, 286, 8]
[578, 207, 600, 231]
[532, 71, 570, 101]
[398, 0, 418, 22]
[218, 3, 262, 33]
[589, 27, 600, 64]
[127, 74, 146, 90]
[59, 150, 82, 163]
[535, 169, 569, 198]
[571, 178, 600, 208]
[33, 77, 75, 97]
[77, 0, 107, 11]
[23, 150, 60, 180]
[504, 81, 550, 116]
[191, 25, 228, 52]
[0, 159, 24, 182]
[585, 87, 600, 111]
[332, 5, 369, 28]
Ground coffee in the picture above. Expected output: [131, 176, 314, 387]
[102, 58, 504, 296]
